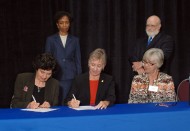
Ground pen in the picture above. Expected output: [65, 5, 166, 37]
[72, 94, 76, 100]
[32, 95, 37, 102]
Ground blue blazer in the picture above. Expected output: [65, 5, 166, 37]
[45, 33, 82, 80]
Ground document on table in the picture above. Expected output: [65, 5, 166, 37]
[70, 106, 96, 110]
[21, 108, 58, 112]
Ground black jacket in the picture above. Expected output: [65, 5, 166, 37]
[129, 32, 174, 73]
[11, 73, 59, 108]
[65, 72, 116, 106]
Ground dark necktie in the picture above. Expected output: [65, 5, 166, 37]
[147, 37, 152, 46]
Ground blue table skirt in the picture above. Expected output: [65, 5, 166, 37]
[0, 102, 190, 131]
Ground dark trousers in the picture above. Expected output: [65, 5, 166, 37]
[58, 79, 73, 106]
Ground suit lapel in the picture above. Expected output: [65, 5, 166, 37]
[44, 79, 53, 101]
[96, 74, 105, 100]
[147, 33, 162, 49]
[55, 34, 65, 49]
[25, 75, 35, 101]
[84, 73, 90, 101]
[65, 35, 72, 49]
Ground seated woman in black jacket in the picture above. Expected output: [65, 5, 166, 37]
[65, 48, 115, 109]
[11, 53, 59, 109]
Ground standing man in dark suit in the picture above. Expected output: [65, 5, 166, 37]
[45, 11, 82, 105]
[129, 15, 174, 75]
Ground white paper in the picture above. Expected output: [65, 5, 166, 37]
[70, 106, 96, 110]
[21, 108, 58, 112]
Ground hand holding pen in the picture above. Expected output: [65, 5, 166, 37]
[68, 94, 80, 108]
[27, 95, 40, 109]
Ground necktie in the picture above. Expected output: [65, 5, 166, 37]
[147, 37, 152, 46]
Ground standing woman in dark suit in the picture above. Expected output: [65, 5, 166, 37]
[65, 48, 116, 109]
[11, 53, 59, 108]
[45, 11, 82, 105]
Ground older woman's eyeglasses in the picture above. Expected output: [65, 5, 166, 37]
[142, 61, 155, 66]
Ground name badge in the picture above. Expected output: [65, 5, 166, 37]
[148, 85, 158, 92]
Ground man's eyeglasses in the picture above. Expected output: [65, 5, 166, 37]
[146, 24, 158, 28]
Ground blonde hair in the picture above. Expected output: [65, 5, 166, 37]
[143, 48, 164, 68]
[88, 48, 107, 66]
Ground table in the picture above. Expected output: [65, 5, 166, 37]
[0, 102, 190, 131]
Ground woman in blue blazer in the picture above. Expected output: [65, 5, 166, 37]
[45, 11, 82, 105]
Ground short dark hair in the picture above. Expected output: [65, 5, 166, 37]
[54, 11, 73, 23]
[33, 53, 56, 71]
